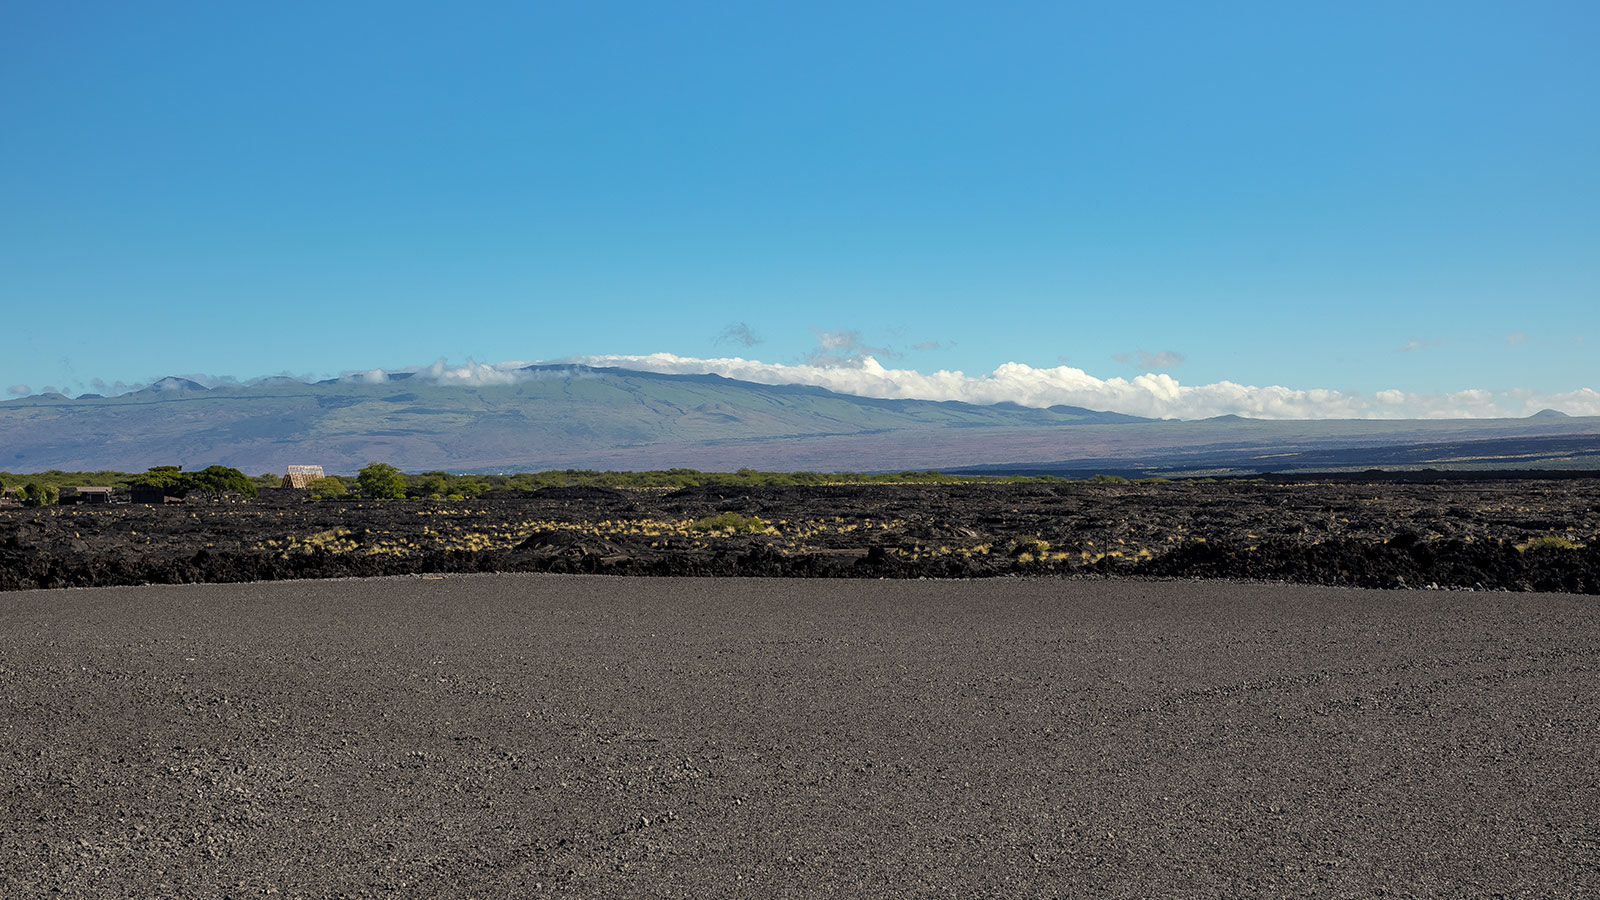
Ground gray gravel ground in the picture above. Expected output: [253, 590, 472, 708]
[2, 574, 1596, 899]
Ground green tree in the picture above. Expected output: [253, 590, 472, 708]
[22, 482, 54, 507]
[358, 462, 406, 499]
[417, 472, 448, 498]
[133, 465, 184, 489]
[182, 465, 258, 498]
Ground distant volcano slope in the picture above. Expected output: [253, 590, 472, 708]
[2, 365, 1597, 474]
[0, 365, 1147, 473]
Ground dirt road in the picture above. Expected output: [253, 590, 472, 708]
[3, 575, 1595, 897]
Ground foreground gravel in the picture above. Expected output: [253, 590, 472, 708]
[2, 574, 1596, 898]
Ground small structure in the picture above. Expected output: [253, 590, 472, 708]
[282, 465, 326, 489]
[130, 485, 184, 505]
[72, 486, 115, 504]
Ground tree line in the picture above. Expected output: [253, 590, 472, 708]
[4, 464, 1158, 506]
[1, 465, 259, 505]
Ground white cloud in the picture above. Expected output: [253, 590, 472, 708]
[1506, 331, 1528, 345]
[557, 352, 1600, 420]
[341, 358, 534, 387]
[7, 384, 30, 397]
[422, 358, 525, 386]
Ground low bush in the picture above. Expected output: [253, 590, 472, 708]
[1518, 534, 1583, 552]
[689, 512, 769, 534]
[309, 477, 347, 500]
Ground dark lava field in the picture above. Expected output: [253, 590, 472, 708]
[3, 477, 1598, 593]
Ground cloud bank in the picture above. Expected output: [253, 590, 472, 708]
[557, 353, 1600, 420]
[22, 355, 1598, 420]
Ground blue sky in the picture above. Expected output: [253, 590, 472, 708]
[3, 1, 1596, 416]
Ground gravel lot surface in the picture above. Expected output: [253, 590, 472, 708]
[3, 574, 1596, 898]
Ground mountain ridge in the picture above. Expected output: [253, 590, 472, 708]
[3, 365, 1597, 475]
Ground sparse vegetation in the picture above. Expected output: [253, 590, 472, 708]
[1009, 537, 1051, 558]
[3, 477, 1599, 593]
[289, 527, 359, 554]
[1517, 534, 1583, 552]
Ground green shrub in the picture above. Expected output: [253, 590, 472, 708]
[308, 477, 347, 500]
[22, 482, 57, 507]
[689, 512, 769, 534]
[1087, 474, 1130, 484]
